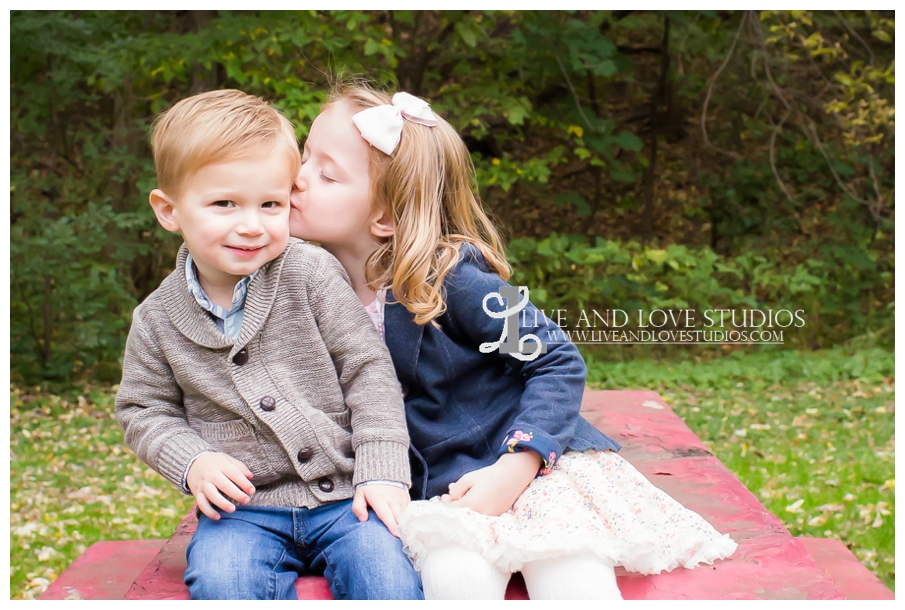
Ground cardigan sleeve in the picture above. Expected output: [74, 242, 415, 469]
[439, 245, 588, 474]
[307, 252, 412, 488]
[114, 310, 214, 493]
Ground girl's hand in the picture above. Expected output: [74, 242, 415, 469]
[352, 484, 410, 537]
[442, 451, 542, 516]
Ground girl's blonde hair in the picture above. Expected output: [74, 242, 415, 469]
[329, 82, 510, 326]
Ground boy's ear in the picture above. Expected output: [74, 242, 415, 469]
[369, 209, 395, 239]
[149, 189, 181, 233]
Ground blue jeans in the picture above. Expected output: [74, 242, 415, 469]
[184, 500, 423, 600]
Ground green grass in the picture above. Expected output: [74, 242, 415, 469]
[9, 345, 895, 598]
[586, 344, 895, 590]
[9, 388, 195, 599]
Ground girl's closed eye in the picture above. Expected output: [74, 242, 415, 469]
[320, 171, 337, 183]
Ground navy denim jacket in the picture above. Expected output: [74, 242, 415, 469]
[384, 243, 621, 500]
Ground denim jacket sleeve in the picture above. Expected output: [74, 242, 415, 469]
[439, 245, 587, 474]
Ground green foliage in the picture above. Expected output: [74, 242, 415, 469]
[10, 10, 895, 383]
[510, 233, 748, 312]
[508, 233, 892, 347]
[10, 202, 146, 382]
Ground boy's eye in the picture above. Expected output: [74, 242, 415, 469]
[261, 201, 282, 209]
[213, 200, 235, 208]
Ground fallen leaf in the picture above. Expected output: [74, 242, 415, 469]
[786, 498, 805, 513]
[36, 547, 60, 561]
[807, 514, 827, 527]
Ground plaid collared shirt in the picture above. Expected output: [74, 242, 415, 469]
[184, 253, 257, 340]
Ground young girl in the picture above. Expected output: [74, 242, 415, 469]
[289, 83, 738, 600]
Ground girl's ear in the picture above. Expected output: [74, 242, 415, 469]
[149, 189, 181, 233]
[369, 208, 395, 239]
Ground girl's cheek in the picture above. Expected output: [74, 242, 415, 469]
[288, 207, 304, 238]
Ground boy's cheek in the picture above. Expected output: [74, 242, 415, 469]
[273, 214, 292, 247]
[273, 222, 291, 246]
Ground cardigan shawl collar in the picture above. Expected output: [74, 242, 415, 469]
[161, 244, 284, 359]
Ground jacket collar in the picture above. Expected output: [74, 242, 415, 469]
[161, 242, 288, 358]
[383, 289, 424, 385]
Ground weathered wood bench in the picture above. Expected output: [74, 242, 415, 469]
[39, 390, 894, 600]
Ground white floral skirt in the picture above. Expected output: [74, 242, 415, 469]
[398, 450, 738, 575]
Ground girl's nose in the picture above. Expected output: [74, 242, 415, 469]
[293, 167, 308, 192]
[290, 168, 308, 210]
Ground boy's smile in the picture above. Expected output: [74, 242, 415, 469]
[151, 150, 295, 305]
[225, 244, 266, 258]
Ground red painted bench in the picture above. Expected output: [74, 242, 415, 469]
[39, 390, 894, 600]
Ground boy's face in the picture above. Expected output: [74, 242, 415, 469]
[155, 151, 294, 288]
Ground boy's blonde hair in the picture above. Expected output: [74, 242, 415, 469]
[150, 89, 300, 194]
[329, 82, 510, 326]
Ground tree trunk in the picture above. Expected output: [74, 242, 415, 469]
[639, 16, 670, 242]
[189, 10, 218, 95]
[41, 275, 53, 366]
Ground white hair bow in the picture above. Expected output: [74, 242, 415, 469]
[352, 92, 438, 155]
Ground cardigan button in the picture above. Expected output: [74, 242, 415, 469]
[232, 348, 248, 366]
[259, 396, 276, 411]
[317, 478, 334, 492]
[297, 447, 314, 463]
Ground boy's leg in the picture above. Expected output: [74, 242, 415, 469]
[302, 500, 424, 600]
[419, 542, 511, 600]
[520, 555, 623, 600]
[185, 506, 304, 600]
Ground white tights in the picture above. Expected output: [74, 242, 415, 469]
[419, 543, 623, 600]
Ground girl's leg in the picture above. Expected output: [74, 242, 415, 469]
[419, 542, 511, 600]
[521, 555, 623, 600]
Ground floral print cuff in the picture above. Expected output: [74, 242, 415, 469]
[499, 429, 559, 476]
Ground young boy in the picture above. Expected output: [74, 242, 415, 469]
[114, 89, 422, 600]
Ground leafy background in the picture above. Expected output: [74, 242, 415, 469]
[9, 9, 894, 598]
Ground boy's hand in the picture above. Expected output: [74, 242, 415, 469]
[351, 484, 410, 537]
[442, 451, 542, 516]
[186, 451, 255, 520]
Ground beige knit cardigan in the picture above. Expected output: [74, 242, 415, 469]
[115, 238, 411, 508]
